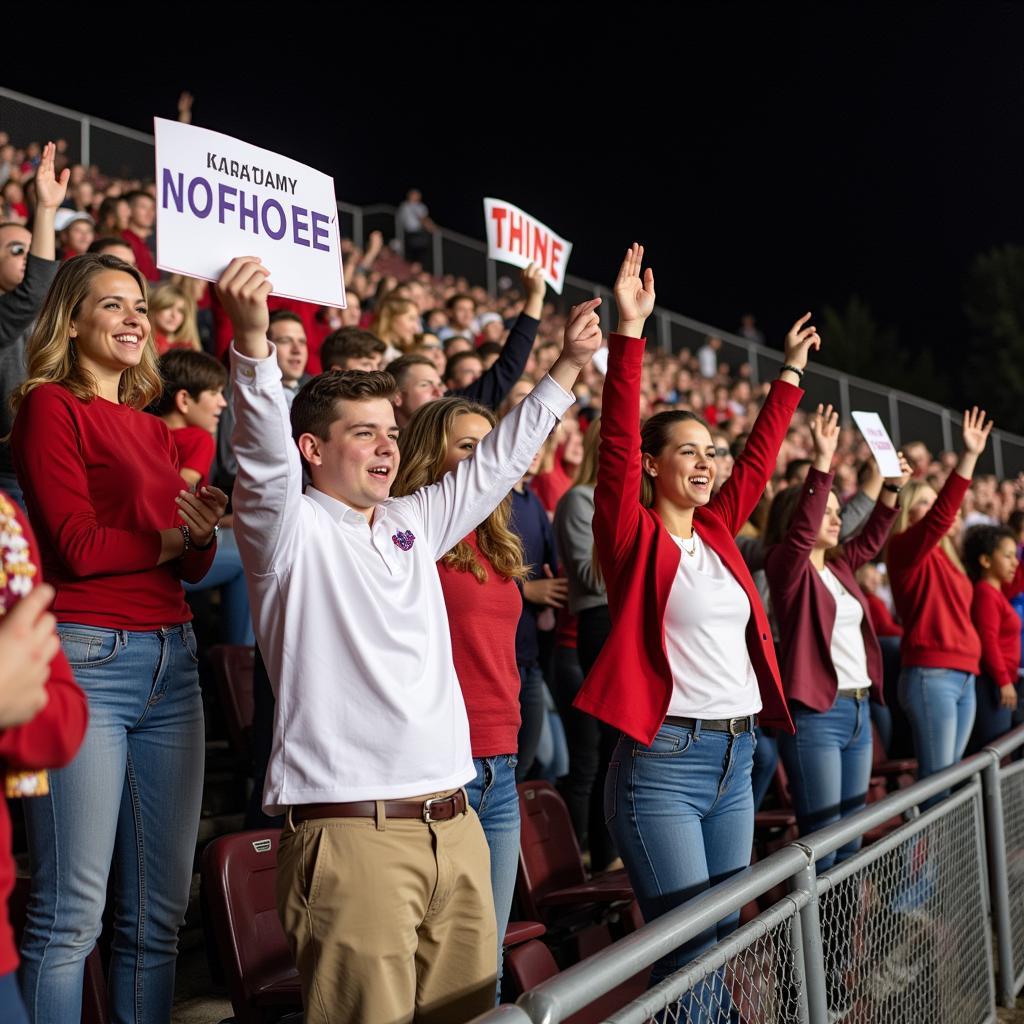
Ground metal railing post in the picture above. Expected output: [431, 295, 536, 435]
[838, 375, 850, 422]
[941, 408, 953, 453]
[993, 432, 1005, 480]
[787, 902, 812, 1024]
[888, 391, 902, 446]
[432, 230, 443, 277]
[80, 116, 90, 167]
[982, 757, 1016, 1007]
[352, 207, 364, 249]
[789, 860, 828, 1023]
[658, 311, 672, 354]
[486, 258, 497, 298]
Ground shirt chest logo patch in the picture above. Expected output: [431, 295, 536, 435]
[392, 530, 416, 551]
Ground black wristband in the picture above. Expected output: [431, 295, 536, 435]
[780, 364, 805, 380]
[882, 482, 903, 494]
[178, 523, 191, 554]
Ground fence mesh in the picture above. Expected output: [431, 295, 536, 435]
[1000, 762, 1024, 989]
[817, 794, 992, 1023]
[623, 908, 804, 1024]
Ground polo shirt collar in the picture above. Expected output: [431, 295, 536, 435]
[306, 487, 387, 529]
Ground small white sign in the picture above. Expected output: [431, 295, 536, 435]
[852, 411, 903, 477]
[483, 197, 572, 294]
[154, 118, 346, 308]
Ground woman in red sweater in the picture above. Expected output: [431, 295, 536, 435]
[10, 253, 226, 1023]
[887, 409, 991, 786]
[575, 245, 818, 988]
[764, 406, 909, 869]
[0, 498, 87, 1024]
[963, 524, 1022, 753]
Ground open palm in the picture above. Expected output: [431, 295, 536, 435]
[613, 243, 656, 329]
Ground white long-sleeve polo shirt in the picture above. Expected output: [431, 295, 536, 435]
[230, 345, 573, 813]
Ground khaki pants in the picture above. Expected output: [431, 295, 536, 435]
[277, 796, 497, 1024]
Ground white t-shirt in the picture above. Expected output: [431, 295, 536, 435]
[818, 566, 872, 691]
[664, 532, 762, 718]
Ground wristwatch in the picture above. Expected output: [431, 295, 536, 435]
[193, 524, 220, 551]
[882, 482, 903, 494]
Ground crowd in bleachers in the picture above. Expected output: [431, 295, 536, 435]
[0, 122, 1023, 1024]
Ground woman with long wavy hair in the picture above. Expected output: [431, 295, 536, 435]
[9, 253, 227, 1023]
[370, 294, 421, 360]
[391, 395, 528, 986]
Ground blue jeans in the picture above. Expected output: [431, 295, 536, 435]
[20, 624, 205, 1024]
[898, 667, 975, 798]
[779, 697, 873, 871]
[516, 663, 546, 782]
[750, 727, 778, 811]
[465, 754, 520, 993]
[182, 527, 254, 646]
[967, 673, 1015, 755]
[0, 972, 28, 1024]
[606, 722, 755, 992]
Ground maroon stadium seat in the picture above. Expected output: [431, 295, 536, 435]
[208, 645, 256, 762]
[201, 829, 301, 1024]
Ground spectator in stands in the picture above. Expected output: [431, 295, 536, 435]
[392, 395, 530, 989]
[413, 332, 447, 373]
[964, 525, 1022, 752]
[697, 333, 721, 378]
[95, 195, 129, 237]
[370, 294, 420, 359]
[445, 349, 484, 389]
[444, 334, 473, 358]
[1, 182, 28, 223]
[87, 235, 136, 265]
[575, 246, 818, 990]
[887, 408, 992, 789]
[10, 253, 225, 1022]
[54, 210, 93, 259]
[149, 282, 200, 354]
[320, 328, 386, 371]
[0, 142, 68, 508]
[219, 254, 599, 1024]
[902, 439, 932, 480]
[443, 292, 478, 341]
[120, 190, 158, 281]
[764, 405, 909, 869]
[397, 187, 435, 267]
[389, 354, 446, 428]
[0, 517, 87, 1024]
[738, 313, 765, 345]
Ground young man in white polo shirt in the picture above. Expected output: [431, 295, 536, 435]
[218, 256, 602, 1024]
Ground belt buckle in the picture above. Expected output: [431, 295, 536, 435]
[423, 796, 449, 823]
[728, 716, 746, 736]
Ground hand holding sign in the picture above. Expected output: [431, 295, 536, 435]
[851, 412, 902, 478]
[521, 262, 546, 318]
[810, 404, 840, 473]
[885, 452, 913, 489]
[217, 257, 272, 357]
[484, 198, 571, 294]
[613, 243, 656, 337]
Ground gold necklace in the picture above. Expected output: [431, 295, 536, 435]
[680, 533, 697, 557]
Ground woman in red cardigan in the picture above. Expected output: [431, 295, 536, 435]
[886, 409, 991, 788]
[575, 245, 818, 986]
[764, 405, 910, 870]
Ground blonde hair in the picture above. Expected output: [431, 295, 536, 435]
[574, 416, 601, 487]
[890, 478, 965, 573]
[370, 296, 418, 351]
[11, 254, 161, 415]
[149, 281, 200, 351]
[392, 397, 527, 583]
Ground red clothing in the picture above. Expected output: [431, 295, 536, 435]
[972, 582, 1021, 687]
[574, 334, 800, 743]
[437, 532, 523, 757]
[764, 468, 897, 711]
[153, 333, 198, 356]
[11, 384, 217, 631]
[0, 494, 87, 974]
[865, 592, 903, 637]
[120, 228, 159, 282]
[170, 426, 216, 489]
[887, 472, 980, 673]
[531, 459, 574, 513]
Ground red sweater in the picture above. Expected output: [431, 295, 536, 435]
[170, 426, 216, 489]
[764, 468, 897, 711]
[972, 582, 1021, 687]
[531, 458, 574, 513]
[865, 592, 903, 637]
[574, 335, 800, 743]
[11, 385, 217, 630]
[887, 472, 980, 674]
[120, 228, 159, 282]
[437, 532, 523, 756]
[0, 494, 87, 974]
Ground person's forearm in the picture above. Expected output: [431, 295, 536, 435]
[234, 327, 271, 360]
[158, 528, 186, 565]
[548, 354, 587, 394]
[812, 450, 832, 473]
[616, 318, 646, 339]
[29, 205, 57, 262]
[524, 289, 544, 320]
[957, 450, 980, 480]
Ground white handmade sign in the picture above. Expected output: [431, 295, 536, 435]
[483, 197, 572, 294]
[851, 411, 902, 477]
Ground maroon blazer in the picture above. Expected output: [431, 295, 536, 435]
[764, 467, 898, 711]
[573, 334, 800, 743]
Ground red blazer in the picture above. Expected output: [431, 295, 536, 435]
[764, 468, 897, 711]
[574, 334, 800, 743]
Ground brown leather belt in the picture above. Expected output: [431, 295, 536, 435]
[664, 714, 757, 735]
[292, 789, 467, 824]
[837, 687, 871, 701]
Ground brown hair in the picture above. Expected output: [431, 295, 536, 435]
[156, 349, 228, 415]
[386, 353, 436, 388]
[320, 327, 386, 370]
[638, 409, 709, 507]
[369, 296, 417, 350]
[290, 370, 396, 447]
[11, 253, 160, 415]
[889, 478, 965, 573]
[391, 397, 527, 583]
[574, 416, 602, 487]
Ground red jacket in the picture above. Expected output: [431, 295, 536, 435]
[887, 472, 980, 674]
[764, 467, 897, 711]
[0, 494, 88, 974]
[574, 334, 800, 742]
[865, 592, 903, 637]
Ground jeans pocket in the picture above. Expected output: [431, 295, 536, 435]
[303, 824, 328, 909]
[633, 727, 694, 758]
[181, 624, 199, 664]
[57, 626, 121, 669]
[604, 762, 619, 825]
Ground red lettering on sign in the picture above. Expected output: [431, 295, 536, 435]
[490, 206, 507, 248]
[533, 227, 549, 272]
[550, 239, 564, 281]
[509, 212, 523, 254]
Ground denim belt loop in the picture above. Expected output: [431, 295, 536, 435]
[692, 719, 703, 740]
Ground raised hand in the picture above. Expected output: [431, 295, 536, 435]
[560, 298, 603, 368]
[521, 262, 546, 318]
[782, 313, 821, 372]
[613, 243, 655, 337]
[177, 91, 194, 123]
[34, 142, 70, 211]
[962, 406, 993, 456]
[809, 403, 839, 471]
[216, 257, 272, 355]
[887, 452, 914, 489]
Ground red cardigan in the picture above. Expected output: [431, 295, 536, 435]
[887, 472, 980, 674]
[972, 581, 1021, 688]
[764, 467, 897, 711]
[574, 334, 800, 742]
[0, 494, 87, 974]
[866, 592, 903, 637]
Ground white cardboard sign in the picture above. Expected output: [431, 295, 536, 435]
[483, 197, 572, 294]
[154, 118, 346, 307]
[851, 411, 902, 477]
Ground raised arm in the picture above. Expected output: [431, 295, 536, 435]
[396, 299, 601, 559]
[593, 244, 655, 572]
[455, 263, 544, 410]
[218, 258, 306, 575]
[842, 452, 910, 569]
[709, 313, 812, 534]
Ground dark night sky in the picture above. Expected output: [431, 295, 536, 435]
[5, 3, 1023, 404]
